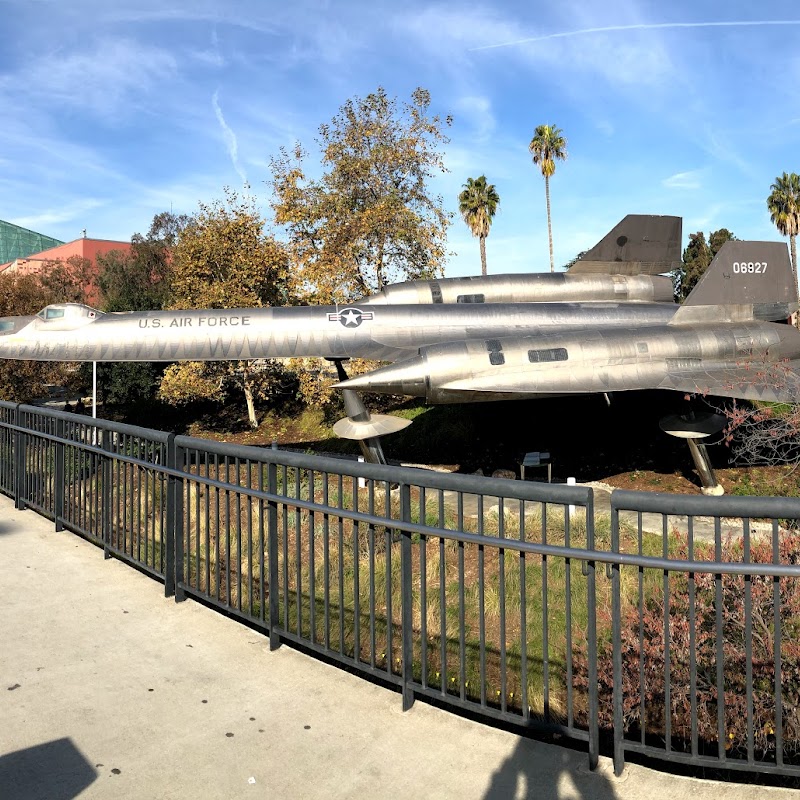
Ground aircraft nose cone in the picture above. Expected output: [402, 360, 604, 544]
[335, 356, 428, 397]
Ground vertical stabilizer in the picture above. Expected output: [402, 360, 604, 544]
[568, 214, 682, 275]
[672, 240, 797, 323]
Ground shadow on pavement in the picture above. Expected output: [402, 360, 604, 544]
[0, 519, 21, 536]
[0, 738, 97, 800]
[484, 737, 618, 800]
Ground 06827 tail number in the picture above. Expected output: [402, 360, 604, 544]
[732, 262, 767, 273]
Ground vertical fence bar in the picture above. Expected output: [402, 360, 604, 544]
[611, 503, 625, 777]
[385, 480, 393, 677]
[369, 481, 376, 669]
[351, 475, 358, 660]
[585, 492, 599, 771]
[419, 487, 427, 689]
[400, 483, 414, 711]
[164, 434, 176, 598]
[323, 474, 331, 651]
[268, 459, 280, 651]
[53, 417, 65, 532]
[478, 495, 486, 709]
[542, 502, 550, 720]
[662, 515, 671, 755]
[773, 519, 783, 767]
[498, 498, 507, 715]
[743, 518, 754, 765]
[174, 442, 185, 601]
[101, 428, 114, 559]
[520, 507, 528, 723]
[258, 464, 266, 626]
[637, 512, 645, 746]
[14, 404, 25, 510]
[688, 517, 698, 759]
[438, 528, 446, 697]
[714, 517, 725, 762]
[309, 470, 317, 645]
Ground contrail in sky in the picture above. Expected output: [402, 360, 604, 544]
[470, 19, 800, 51]
[212, 89, 247, 186]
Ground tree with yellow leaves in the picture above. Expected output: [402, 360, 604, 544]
[270, 87, 452, 302]
[158, 190, 293, 427]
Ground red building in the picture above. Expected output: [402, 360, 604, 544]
[0, 236, 132, 307]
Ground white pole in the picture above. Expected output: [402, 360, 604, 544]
[92, 362, 97, 419]
[567, 476, 576, 516]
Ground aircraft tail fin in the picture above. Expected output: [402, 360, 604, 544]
[568, 214, 682, 275]
[671, 240, 798, 323]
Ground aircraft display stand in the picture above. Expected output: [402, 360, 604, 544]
[330, 360, 411, 465]
[659, 412, 726, 496]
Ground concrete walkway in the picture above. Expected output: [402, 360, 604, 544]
[0, 494, 794, 800]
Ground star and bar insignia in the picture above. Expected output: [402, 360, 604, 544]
[327, 307, 374, 327]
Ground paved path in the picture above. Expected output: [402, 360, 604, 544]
[0, 494, 794, 799]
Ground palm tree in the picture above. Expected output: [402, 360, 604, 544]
[767, 172, 800, 297]
[529, 124, 567, 272]
[458, 175, 500, 276]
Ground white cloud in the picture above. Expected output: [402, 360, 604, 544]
[12, 199, 105, 232]
[397, 4, 677, 90]
[662, 169, 704, 190]
[701, 127, 756, 178]
[688, 204, 726, 232]
[469, 18, 800, 51]
[0, 38, 177, 119]
[453, 95, 496, 142]
[594, 119, 615, 136]
[192, 26, 226, 67]
[212, 90, 248, 186]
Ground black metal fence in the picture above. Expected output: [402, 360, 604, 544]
[3, 400, 800, 780]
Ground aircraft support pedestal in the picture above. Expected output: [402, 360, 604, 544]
[343, 389, 388, 465]
[685, 438, 724, 496]
[329, 360, 412, 466]
[659, 412, 726, 497]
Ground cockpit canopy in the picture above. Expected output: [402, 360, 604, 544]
[34, 303, 104, 330]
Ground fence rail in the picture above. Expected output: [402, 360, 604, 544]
[4, 400, 800, 781]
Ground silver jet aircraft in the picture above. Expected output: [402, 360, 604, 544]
[361, 214, 682, 306]
[0, 240, 798, 406]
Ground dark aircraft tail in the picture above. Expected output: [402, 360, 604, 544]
[567, 214, 682, 275]
[672, 240, 798, 323]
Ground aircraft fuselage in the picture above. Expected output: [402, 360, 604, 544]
[0, 302, 679, 363]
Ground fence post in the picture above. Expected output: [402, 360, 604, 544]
[174, 439, 186, 602]
[53, 417, 65, 532]
[610, 503, 625, 776]
[585, 491, 599, 771]
[13, 404, 25, 510]
[267, 458, 280, 651]
[101, 428, 114, 559]
[164, 433, 178, 599]
[400, 482, 415, 712]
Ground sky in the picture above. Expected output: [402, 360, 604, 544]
[2, 0, 800, 277]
